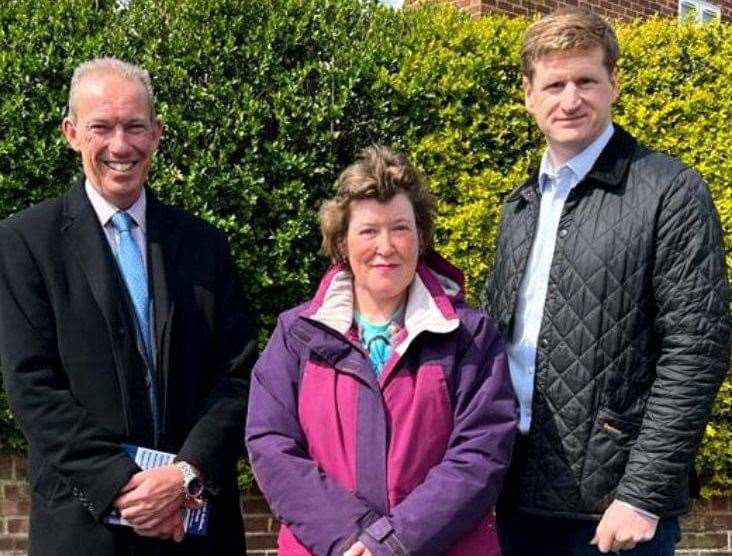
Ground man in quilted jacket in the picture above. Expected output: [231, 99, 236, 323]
[483, 7, 730, 556]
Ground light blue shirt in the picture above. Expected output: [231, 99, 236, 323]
[507, 123, 614, 434]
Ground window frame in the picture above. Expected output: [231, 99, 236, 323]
[678, 0, 722, 23]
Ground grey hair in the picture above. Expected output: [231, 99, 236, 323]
[66, 57, 156, 121]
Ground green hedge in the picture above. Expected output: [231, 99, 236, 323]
[1, 0, 729, 496]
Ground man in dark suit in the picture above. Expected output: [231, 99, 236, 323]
[0, 57, 256, 555]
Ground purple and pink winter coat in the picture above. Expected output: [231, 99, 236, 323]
[245, 252, 517, 555]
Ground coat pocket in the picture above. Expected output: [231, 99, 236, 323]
[580, 407, 642, 512]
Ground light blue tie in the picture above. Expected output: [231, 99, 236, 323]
[111, 212, 152, 362]
[110, 211, 160, 443]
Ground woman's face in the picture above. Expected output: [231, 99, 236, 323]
[344, 193, 420, 316]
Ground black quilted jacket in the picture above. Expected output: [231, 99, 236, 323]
[483, 125, 730, 519]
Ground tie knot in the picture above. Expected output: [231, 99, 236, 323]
[111, 211, 136, 233]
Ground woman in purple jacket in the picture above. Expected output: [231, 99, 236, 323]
[246, 146, 517, 556]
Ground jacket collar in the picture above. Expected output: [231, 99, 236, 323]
[509, 123, 637, 203]
[300, 250, 463, 344]
[60, 178, 182, 276]
[61, 176, 97, 222]
[62, 177, 167, 223]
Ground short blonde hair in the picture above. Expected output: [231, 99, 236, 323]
[319, 146, 435, 264]
[67, 57, 156, 121]
[521, 8, 620, 80]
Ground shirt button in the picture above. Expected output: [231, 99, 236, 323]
[559, 228, 568, 238]
[540, 338, 549, 348]
[144, 374, 152, 388]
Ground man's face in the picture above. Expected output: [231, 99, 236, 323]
[62, 73, 162, 209]
[523, 47, 619, 165]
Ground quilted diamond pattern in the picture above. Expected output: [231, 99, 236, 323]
[483, 127, 730, 518]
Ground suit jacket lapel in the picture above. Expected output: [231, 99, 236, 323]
[145, 189, 180, 417]
[60, 181, 134, 430]
[61, 181, 125, 334]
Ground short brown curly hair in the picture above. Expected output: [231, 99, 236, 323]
[319, 145, 435, 264]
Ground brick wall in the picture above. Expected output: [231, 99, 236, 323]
[242, 487, 278, 555]
[679, 497, 732, 555]
[437, 0, 732, 21]
[1, 451, 729, 554]
[0, 453, 28, 555]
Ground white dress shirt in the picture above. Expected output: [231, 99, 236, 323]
[507, 123, 614, 434]
[84, 181, 148, 275]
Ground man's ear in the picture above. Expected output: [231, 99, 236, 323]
[610, 68, 620, 104]
[523, 75, 535, 114]
[151, 117, 163, 149]
[62, 117, 81, 152]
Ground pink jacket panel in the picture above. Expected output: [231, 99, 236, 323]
[383, 364, 453, 507]
[298, 359, 359, 493]
[278, 524, 316, 555]
[279, 359, 360, 554]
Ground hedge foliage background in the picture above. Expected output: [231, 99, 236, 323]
[0, 0, 730, 495]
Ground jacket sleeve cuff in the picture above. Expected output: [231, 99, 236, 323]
[358, 517, 409, 556]
[82, 455, 139, 521]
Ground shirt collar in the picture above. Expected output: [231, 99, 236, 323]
[84, 180, 147, 232]
[538, 122, 615, 193]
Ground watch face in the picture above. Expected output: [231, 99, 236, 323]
[187, 476, 204, 498]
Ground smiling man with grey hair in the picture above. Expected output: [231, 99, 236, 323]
[0, 57, 256, 556]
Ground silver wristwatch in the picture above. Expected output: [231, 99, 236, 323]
[174, 461, 204, 498]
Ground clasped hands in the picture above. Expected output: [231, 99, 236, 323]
[113, 465, 202, 542]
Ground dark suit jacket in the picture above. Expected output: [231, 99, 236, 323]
[0, 181, 257, 555]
